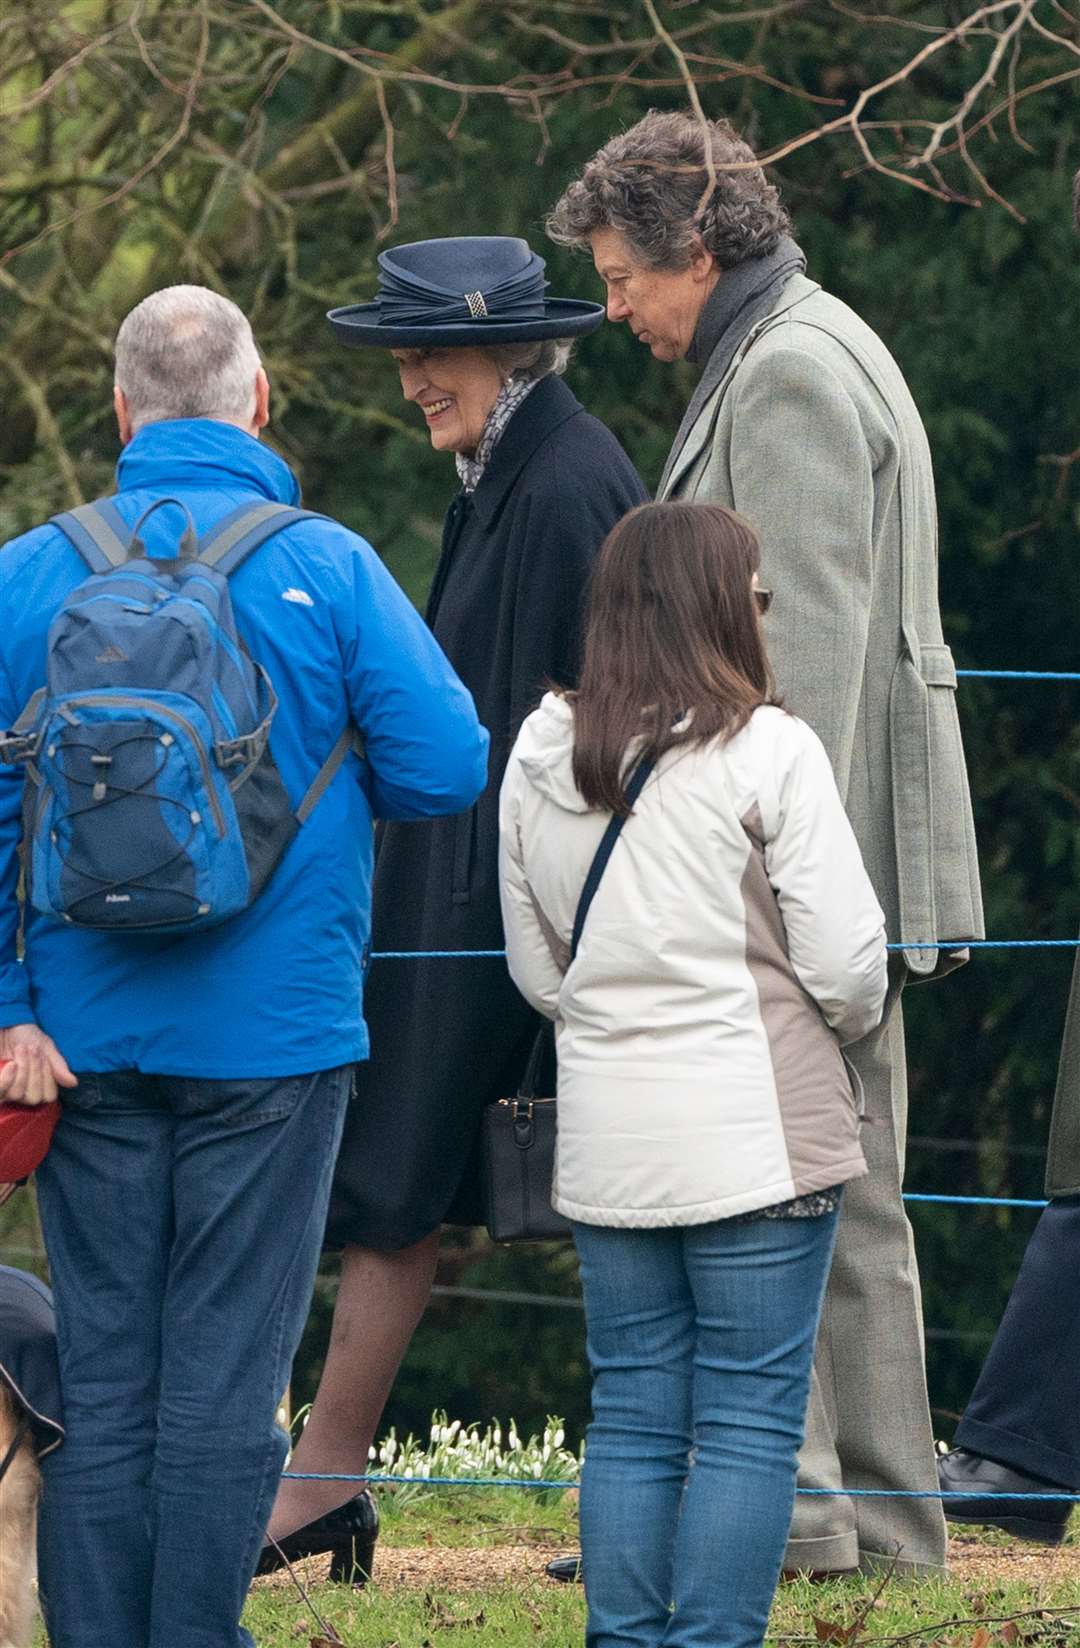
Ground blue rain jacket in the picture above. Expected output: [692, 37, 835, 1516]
[0, 420, 489, 1076]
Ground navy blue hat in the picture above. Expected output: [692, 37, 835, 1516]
[327, 236, 605, 348]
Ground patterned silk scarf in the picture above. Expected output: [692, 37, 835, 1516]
[455, 372, 541, 494]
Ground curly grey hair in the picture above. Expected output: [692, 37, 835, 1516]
[488, 338, 573, 381]
[546, 109, 790, 273]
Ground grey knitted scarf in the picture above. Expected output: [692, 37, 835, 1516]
[658, 235, 806, 496]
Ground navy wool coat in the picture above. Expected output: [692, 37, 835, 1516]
[1047, 953, 1080, 1198]
[326, 374, 647, 1249]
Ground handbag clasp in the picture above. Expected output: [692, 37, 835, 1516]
[511, 1097, 535, 1149]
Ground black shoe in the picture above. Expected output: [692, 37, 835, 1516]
[938, 1448, 1074, 1546]
[255, 1488, 379, 1585]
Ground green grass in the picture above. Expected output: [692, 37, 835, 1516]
[245, 1567, 1080, 1648]
[238, 1493, 1080, 1648]
[376, 1482, 580, 1547]
[244, 1581, 587, 1647]
[32, 1494, 1080, 1645]
[245, 1570, 1080, 1648]
[770, 1571, 1080, 1644]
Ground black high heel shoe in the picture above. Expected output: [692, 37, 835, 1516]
[255, 1488, 379, 1586]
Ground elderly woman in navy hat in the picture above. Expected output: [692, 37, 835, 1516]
[260, 236, 646, 1567]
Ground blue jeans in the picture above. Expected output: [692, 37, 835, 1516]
[35, 1065, 352, 1648]
[573, 1207, 841, 1648]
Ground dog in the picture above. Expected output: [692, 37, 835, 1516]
[0, 1264, 63, 1648]
[0, 1380, 38, 1648]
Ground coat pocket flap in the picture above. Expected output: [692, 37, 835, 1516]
[919, 644, 958, 689]
[888, 649, 984, 978]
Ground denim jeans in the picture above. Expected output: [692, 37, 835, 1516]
[573, 1207, 841, 1648]
[35, 1065, 352, 1648]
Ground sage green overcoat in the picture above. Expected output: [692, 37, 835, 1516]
[660, 266, 984, 1571]
[661, 273, 983, 974]
[1047, 955, 1080, 1197]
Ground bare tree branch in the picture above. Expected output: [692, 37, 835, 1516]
[0, 354, 84, 508]
[2, 2, 212, 268]
[641, 0, 717, 216]
[1, 20, 129, 120]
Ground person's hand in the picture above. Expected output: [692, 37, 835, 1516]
[0, 1023, 76, 1106]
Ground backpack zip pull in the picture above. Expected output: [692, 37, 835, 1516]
[90, 751, 112, 803]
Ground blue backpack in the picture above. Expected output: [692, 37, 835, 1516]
[0, 497, 361, 935]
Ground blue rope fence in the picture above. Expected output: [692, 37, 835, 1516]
[335, 666, 1080, 1499]
[35, 666, 1080, 1504]
[956, 669, 1080, 680]
[278, 1472, 1078, 1501]
[372, 942, 1080, 960]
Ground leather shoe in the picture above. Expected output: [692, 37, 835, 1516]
[546, 1553, 582, 1583]
[938, 1448, 1074, 1545]
[255, 1488, 379, 1585]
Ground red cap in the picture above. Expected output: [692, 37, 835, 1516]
[0, 1065, 60, 1182]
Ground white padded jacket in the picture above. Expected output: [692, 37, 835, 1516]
[498, 694, 888, 1228]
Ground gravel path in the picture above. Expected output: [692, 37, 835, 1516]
[253, 1536, 1080, 1596]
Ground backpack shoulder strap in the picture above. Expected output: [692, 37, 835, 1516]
[201, 500, 360, 823]
[570, 753, 655, 960]
[296, 724, 366, 825]
[197, 502, 325, 578]
[50, 500, 131, 573]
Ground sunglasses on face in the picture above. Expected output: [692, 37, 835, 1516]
[753, 587, 773, 615]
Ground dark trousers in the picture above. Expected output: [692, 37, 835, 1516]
[955, 1197, 1080, 1490]
[35, 1065, 352, 1648]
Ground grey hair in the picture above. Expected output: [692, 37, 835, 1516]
[547, 109, 790, 273]
[487, 338, 574, 381]
[114, 285, 262, 431]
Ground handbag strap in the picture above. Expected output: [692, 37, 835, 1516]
[516, 751, 655, 1101]
[570, 753, 655, 960]
[518, 1026, 551, 1099]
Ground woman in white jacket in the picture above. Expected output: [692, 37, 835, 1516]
[499, 501, 887, 1648]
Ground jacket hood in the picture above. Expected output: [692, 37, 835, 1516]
[515, 692, 592, 814]
[115, 419, 301, 506]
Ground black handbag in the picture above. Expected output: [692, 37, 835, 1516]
[482, 754, 655, 1243]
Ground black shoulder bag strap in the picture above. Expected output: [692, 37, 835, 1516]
[569, 752, 655, 961]
[519, 750, 656, 1098]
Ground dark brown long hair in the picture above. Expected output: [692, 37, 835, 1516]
[569, 501, 779, 815]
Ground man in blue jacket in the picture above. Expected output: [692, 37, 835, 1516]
[0, 284, 489, 1648]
